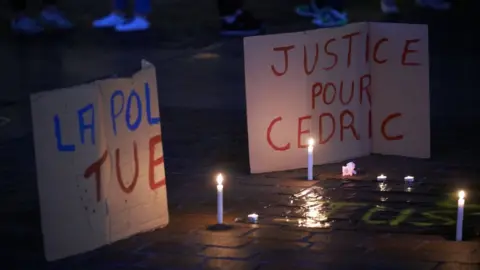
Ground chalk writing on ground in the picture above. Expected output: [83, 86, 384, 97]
[271, 201, 480, 227]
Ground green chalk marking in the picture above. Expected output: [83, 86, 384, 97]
[409, 210, 455, 227]
[361, 206, 415, 226]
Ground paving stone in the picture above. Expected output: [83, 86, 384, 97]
[309, 242, 368, 253]
[136, 254, 204, 269]
[203, 259, 257, 270]
[143, 216, 252, 245]
[366, 249, 480, 264]
[278, 225, 334, 234]
[472, 249, 480, 261]
[327, 261, 437, 270]
[434, 262, 480, 270]
[201, 246, 257, 259]
[249, 239, 309, 251]
[48, 248, 146, 270]
[161, 215, 215, 233]
[329, 220, 359, 230]
[258, 250, 331, 264]
[257, 263, 318, 270]
[136, 241, 204, 256]
[195, 235, 252, 248]
[382, 233, 446, 242]
[308, 231, 372, 244]
[421, 252, 480, 264]
[133, 231, 188, 247]
[367, 234, 427, 251]
[418, 241, 480, 253]
[245, 228, 311, 241]
[195, 226, 255, 238]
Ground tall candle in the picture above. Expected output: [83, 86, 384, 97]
[377, 174, 387, 181]
[456, 190, 465, 241]
[307, 138, 314, 180]
[216, 174, 224, 224]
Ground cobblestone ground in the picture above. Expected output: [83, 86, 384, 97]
[0, 0, 479, 269]
[44, 161, 480, 269]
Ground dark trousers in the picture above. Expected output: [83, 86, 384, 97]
[315, 0, 344, 11]
[218, 0, 243, 16]
[10, 0, 56, 11]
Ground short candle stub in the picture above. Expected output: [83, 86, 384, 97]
[207, 224, 233, 231]
[248, 213, 259, 223]
[377, 174, 387, 181]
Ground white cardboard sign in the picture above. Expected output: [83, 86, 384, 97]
[244, 23, 429, 173]
[31, 60, 168, 261]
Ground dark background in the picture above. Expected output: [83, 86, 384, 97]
[0, 0, 478, 267]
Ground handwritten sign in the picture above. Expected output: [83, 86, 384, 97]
[30, 60, 168, 261]
[244, 23, 430, 173]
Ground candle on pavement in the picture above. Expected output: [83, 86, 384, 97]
[216, 174, 224, 224]
[456, 190, 465, 241]
[307, 138, 314, 180]
[377, 174, 387, 181]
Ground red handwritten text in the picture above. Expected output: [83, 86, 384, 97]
[265, 73, 403, 151]
[270, 31, 423, 77]
[84, 135, 166, 202]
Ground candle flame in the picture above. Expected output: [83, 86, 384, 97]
[216, 173, 224, 185]
[458, 190, 465, 200]
[308, 138, 315, 147]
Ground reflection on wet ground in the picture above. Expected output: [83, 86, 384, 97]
[237, 178, 480, 237]
[290, 187, 330, 229]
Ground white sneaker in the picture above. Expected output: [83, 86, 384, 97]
[416, 0, 451, 10]
[40, 9, 73, 29]
[93, 13, 126, 28]
[11, 16, 43, 34]
[115, 16, 150, 32]
[381, 0, 400, 14]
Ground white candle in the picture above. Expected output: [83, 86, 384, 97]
[216, 174, 224, 224]
[248, 213, 259, 223]
[377, 174, 387, 181]
[404, 176, 414, 182]
[307, 138, 314, 180]
[456, 190, 465, 241]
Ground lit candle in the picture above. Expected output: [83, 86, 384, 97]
[307, 138, 314, 180]
[216, 174, 224, 224]
[377, 174, 387, 181]
[404, 176, 414, 182]
[248, 213, 259, 223]
[456, 190, 465, 241]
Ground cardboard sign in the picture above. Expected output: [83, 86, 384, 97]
[30, 60, 168, 261]
[244, 23, 429, 173]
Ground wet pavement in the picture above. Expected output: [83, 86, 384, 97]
[1, 0, 480, 269]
